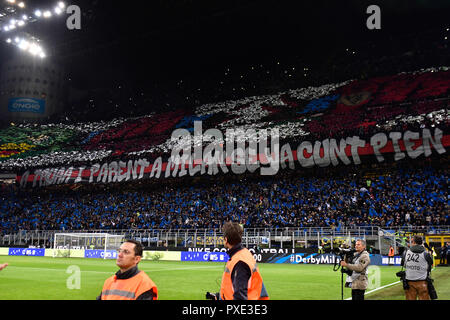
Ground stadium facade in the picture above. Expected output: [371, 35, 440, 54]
[0, 54, 66, 123]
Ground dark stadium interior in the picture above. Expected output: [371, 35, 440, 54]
[0, 0, 449, 253]
[1, 0, 450, 123]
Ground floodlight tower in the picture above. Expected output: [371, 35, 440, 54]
[0, 51, 66, 123]
[0, 1, 69, 124]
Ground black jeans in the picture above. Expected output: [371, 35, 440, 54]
[352, 289, 365, 300]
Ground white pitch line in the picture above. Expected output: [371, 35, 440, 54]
[344, 281, 402, 300]
[365, 281, 402, 295]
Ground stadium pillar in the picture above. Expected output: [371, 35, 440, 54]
[305, 231, 307, 248]
[394, 231, 398, 255]
[194, 230, 197, 248]
[166, 232, 169, 248]
[257, 231, 260, 248]
[378, 228, 381, 252]
[269, 232, 271, 248]
[246, 232, 248, 248]
[292, 231, 295, 249]
[280, 231, 283, 249]
[317, 232, 320, 249]
[204, 230, 206, 249]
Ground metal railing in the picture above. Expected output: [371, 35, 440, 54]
[2, 225, 448, 250]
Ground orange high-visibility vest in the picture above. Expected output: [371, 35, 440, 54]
[389, 247, 395, 257]
[220, 248, 269, 300]
[101, 270, 158, 300]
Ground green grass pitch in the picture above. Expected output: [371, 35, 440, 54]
[0, 256, 449, 300]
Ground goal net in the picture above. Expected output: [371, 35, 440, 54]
[53, 233, 124, 259]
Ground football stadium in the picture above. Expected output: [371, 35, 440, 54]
[0, 0, 449, 308]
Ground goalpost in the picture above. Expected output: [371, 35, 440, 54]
[52, 233, 125, 259]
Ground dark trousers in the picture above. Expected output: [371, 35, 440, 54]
[352, 289, 365, 300]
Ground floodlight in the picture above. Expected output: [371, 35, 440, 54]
[29, 43, 40, 55]
[43, 10, 52, 18]
[18, 39, 29, 50]
[34, 10, 42, 17]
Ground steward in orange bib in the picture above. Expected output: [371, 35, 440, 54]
[389, 246, 395, 257]
[97, 240, 158, 300]
[218, 222, 269, 300]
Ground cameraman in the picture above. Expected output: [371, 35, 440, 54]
[340, 239, 371, 300]
[401, 235, 433, 300]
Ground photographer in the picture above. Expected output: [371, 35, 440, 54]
[340, 239, 371, 300]
[401, 235, 434, 300]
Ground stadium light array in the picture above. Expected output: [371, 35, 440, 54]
[5, 34, 46, 58]
[33, 2, 65, 19]
[0, 1, 66, 58]
[0, 2, 66, 34]
[4, 0, 25, 9]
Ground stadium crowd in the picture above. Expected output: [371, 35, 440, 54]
[0, 159, 448, 235]
[0, 24, 448, 239]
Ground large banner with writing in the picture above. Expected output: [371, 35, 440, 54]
[17, 128, 448, 188]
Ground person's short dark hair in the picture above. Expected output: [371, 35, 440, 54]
[413, 235, 423, 245]
[124, 240, 143, 257]
[223, 222, 243, 246]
